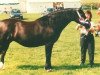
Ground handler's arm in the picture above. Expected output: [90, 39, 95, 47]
[79, 19, 90, 29]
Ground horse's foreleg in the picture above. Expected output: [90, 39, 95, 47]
[0, 50, 7, 69]
[45, 43, 54, 72]
[0, 44, 9, 69]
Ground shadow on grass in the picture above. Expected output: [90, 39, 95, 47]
[54, 63, 100, 70]
[22, 18, 28, 20]
[17, 63, 100, 70]
[93, 63, 100, 68]
[17, 65, 44, 70]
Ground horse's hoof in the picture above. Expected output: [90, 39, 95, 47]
[0, 62, 4, 70]
[46, 69, 52, 72]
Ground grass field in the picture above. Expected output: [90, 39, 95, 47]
[0, 10, 100, 75]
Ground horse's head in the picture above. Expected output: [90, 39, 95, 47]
[72, 8, 86, 24]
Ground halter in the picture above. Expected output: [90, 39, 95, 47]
[76, 10, 82, 18]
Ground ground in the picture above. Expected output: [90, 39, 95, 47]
[0, 10, 100, 75]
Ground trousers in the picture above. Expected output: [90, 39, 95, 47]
[80, 33, 95, 64]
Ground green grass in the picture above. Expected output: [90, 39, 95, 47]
[0, 10, 100, 75]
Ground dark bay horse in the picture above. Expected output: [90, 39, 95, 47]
[0, 8, 86, 71]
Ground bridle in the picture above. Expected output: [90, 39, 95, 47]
[76, 10, 82, 18]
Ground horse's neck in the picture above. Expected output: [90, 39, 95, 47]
[56, 20, 71, 33]
[52, 13, 71, 31]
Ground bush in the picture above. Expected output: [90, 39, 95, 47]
[82, 5, 91, 10]
[82, 3, 98, 10]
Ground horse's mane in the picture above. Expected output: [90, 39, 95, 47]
[0, 8, 78, 26]
[47, 8, 76, 15]
[38, 8, 77, 20]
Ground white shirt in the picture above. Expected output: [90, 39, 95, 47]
[76, 22, 95, 35]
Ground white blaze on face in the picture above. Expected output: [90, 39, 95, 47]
[76, 11, 82, 18]
[0, 62, 4, 69]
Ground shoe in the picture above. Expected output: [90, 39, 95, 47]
[88, 63, 94, 67]
[80, 63, 85, 66]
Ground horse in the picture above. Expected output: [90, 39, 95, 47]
[0, 8, 86, 71]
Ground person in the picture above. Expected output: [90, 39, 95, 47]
[95, 22, 100, 37]
[76, 10, 95, 67]
[4, 8, 7, 14]
[97, 8, 100, 15]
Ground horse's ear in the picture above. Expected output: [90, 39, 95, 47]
[79, 6, 82, 10]
[76, 6, 82, 11]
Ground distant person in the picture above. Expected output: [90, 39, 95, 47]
[10, 7, 12, 11]
[94, 22, 100, 37]
[97, 8, 100, 15]
[76, 10, 95, 67]
[4, 8, 7, 14]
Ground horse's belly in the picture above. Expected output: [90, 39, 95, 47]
[16, 39, 46, 47]
[15, 36, 51, 47]
[14, 31, 58, 47]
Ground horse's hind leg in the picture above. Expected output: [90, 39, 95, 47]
[45, 43, 54, 72]
[0, 44, 9, 69]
